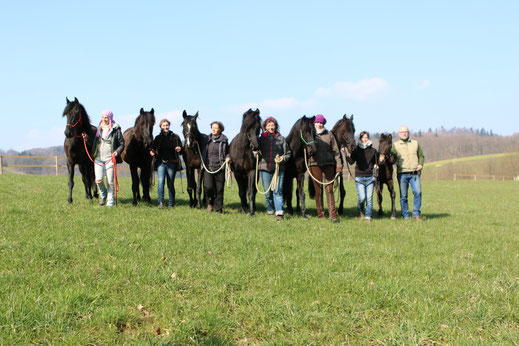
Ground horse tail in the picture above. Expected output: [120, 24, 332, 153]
[308, 177, 315, 199]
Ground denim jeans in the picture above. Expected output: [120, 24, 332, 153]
[260, 170, 285, 216]
[95, 159, 114, 207]
[157, 162, 177, 206]
[355, 176, 375, 219]
[397, 173, 422, 218]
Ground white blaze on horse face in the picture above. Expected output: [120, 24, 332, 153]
[379, 154, 385, 164]
[186, 123, 191, 146]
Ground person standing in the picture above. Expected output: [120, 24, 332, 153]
[308, 114, 342, 222]
[150, 119, 182, 208]
[253, 117, 291, 221]
[345, 131, 378, 221]
[201, 121, 230, 213]
[86, 110, 125, 207]
[391, 126, 424, 221]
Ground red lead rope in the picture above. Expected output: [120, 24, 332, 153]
[82, 136, 119, 205]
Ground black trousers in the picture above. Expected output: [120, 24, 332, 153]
[203, 170, 225, 212]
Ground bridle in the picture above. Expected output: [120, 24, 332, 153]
[66, 108, 82, 128]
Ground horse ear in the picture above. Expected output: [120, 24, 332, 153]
[388, 134, 392, 141]
[310, 115, 316, 123]
[255, 108, 260, 115]
[140, 108, 144, 114]
[66, 97, 70, 104]
[194, 111, 199, 119]
[350, 114, 354, 121]
[150, 108, 154, 115]
[182, 110, 187, 118]
[343, 114, 347, 120]
[74, 97, 78, 103]
[380, 133, 386, 139]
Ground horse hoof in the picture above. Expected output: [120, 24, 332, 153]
[132, 201, 138, 206]
[68, 199, 73, 204]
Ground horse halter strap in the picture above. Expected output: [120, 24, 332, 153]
[66, 109, 82, 128]
[300, 130, 314, 146]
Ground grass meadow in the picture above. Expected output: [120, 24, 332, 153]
[1, 173, 519, 344]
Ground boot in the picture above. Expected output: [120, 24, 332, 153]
[326, 186, 338, 222]
[314, 184, 325, 218]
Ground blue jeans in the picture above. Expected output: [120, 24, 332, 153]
[355, 176, 375, 219]
[157, 162, 177, 206]
[397, 173, 422, 218]
[260, 170, 285, 215]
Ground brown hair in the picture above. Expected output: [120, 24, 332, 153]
[262, 117, 279, 132]
[359, 131, 369, 140]
[210, 121, 225, 132]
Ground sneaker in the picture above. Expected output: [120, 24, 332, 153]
[207, 204, 213, 212]
[365, 218, 372, 222]
[99, 197, 106, 206]
[331, 218, 338, 223]
[168, 205, 174, 209]
[158, 202, 164, 209]
[276, 215, 283, 221]
[267, 211, 275, 216]
[360, 212, 365, 220]
[412, 216, 423, 222]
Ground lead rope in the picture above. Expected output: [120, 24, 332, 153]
[303, 148, 340, 187]
[195, 141, 232, 187]
[254, 154, 280, 195]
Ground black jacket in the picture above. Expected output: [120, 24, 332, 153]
[152, 131, 182, 163]
[201, 134, 229, 170]
[346, 144, 378, 177]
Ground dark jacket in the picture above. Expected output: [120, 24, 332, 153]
[91, 125, 125, 164]
[258, 132, 291, 172]
[151, 131, 182, 163]
[308, 129, 341, 170]
[201, 134, 230, 170]
[346, 143, 378, 177]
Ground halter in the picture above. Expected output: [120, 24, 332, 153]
[300, 130, 315, 145]
[66, 108, 82, 128]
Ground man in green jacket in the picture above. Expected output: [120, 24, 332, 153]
[391, 126, 424, 221]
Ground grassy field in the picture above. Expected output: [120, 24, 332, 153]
[1, 174, 519, 344]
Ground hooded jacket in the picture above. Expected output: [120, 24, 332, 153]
[200, 134, 230, 170]
[308, 129, 341, 170]
[91, 124, 125, 164]
[257, 132, 291, 172]
[346, 141, 378, 177]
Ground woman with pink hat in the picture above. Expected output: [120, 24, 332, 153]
[88, 110, 125, 207]
[307, 114, 341, 222]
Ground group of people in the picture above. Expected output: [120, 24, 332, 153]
[84, 111, 424, 222]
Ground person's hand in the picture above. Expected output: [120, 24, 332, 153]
[81, 133, 87, 139]
[374, 164, 379, 169]
[275, 155, 283, 163]
[417, 165, 423, 171]
[112, 152, 118, 157]
[175, 146, 181, 152]
[337, 167, 343, 173]
[149, 150, 155, 156]
[252, 150, 259, 156]
[341, 147, 346, 152]
[225, 157, 231, 163]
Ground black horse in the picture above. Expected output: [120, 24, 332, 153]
[376, 133, 397, 219]
[62, 97, 98, 203]
[283, 115, 317, 218]
[330, 114, 356, 215]
[181, 110, 205, 208]
[229, 109, 262, 215]
[121, 108, 155, 205]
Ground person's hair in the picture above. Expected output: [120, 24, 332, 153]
[211, 121, 224, 132]
[159, 119, 170, 126]
[359, 131, 369, 140]
[262, 117, 279, 132]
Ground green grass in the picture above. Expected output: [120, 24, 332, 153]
[1, 174, 519, 344]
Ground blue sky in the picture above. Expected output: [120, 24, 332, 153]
[1, 1, 518, 151]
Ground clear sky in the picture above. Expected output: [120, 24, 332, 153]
[1, 1, 518, 151]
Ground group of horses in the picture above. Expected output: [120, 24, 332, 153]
[62, 97, 397, 219]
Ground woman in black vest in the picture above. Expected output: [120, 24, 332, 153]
[150, 119, 182, 208]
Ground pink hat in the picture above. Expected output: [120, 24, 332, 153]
[96, 110, 115, 137]
[314, 114, 326, 125]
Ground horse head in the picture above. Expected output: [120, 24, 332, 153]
[333, 114, 356, 154]
[378, 133, 393, 165]
[241, 108, 261, 151]
[137, 108, 156, 150]
[181, 110, 199, 149]
[300, 115, 317, 154]
[62, 97, 84, 138]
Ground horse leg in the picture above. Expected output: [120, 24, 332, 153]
[78, 164, 92, 200]
[236, 174, 248, 213]
[130, 165, 140, 206]
[196, 168, 203, 209]
[247, 171, 256, 216]
[377, 180, 384, 216]
[89, 162, 98, 198]
[141, 165, 152, 204]
[388, 180, 397, 220]
[67, 162, 75, 204]
[185, 167, 194, 207]
[338, 175, 345, 215]
[296, 173, 308, 219]
[284, 176, 294, 215]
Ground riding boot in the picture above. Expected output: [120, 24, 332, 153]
[326, 186, 338, 221]
[314, 184, 325, 218]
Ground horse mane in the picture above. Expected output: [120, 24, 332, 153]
[240, 109, 261, 132]
[63, 99, 92, 133]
